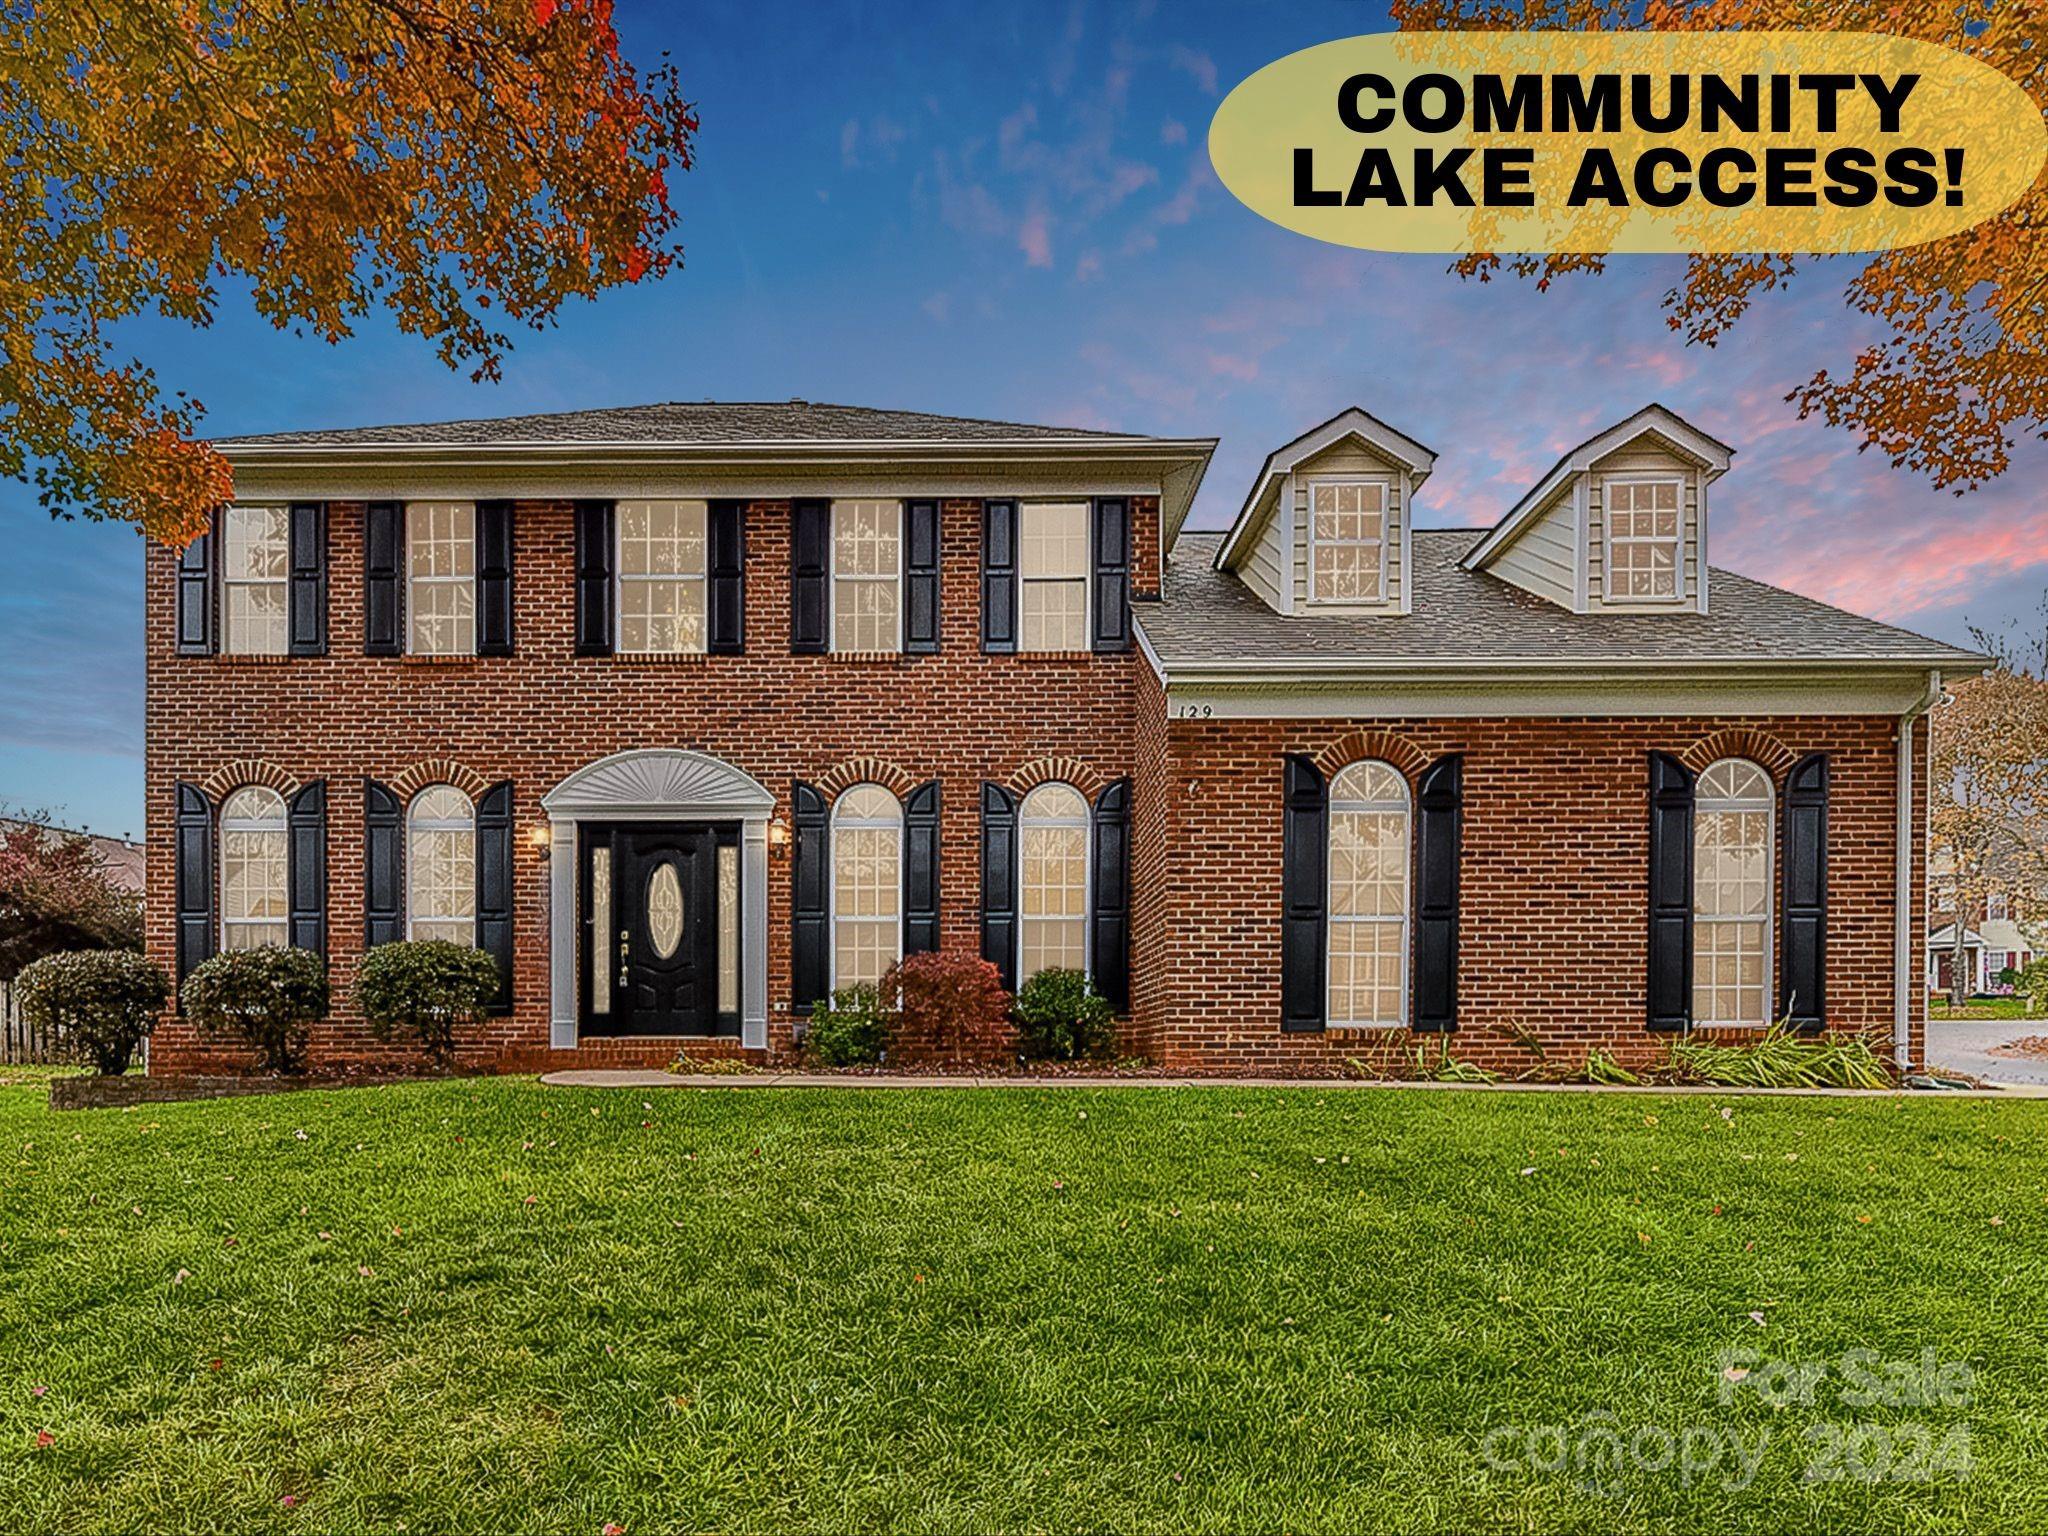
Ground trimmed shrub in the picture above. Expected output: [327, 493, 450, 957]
[355, 940, 500, 1062]
[883, 950, 1012, 1062]
[806, 983, 890, 1067]
[180, 946, 328, 1072]
[1012, 967, 1113, 1060]
[2018, 957, 2048, 1017]
[12, 949, 168, 1074]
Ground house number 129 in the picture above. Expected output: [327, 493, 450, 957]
[1177, 703, 1214, 718]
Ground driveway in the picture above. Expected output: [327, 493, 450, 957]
[1927, 1018, 2048, 1087]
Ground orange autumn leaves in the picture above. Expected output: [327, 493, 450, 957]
[1389, 0, 2048, 489]
[1, 0, 697, 543]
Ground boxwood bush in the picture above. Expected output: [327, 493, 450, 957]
[12, 949, 169, 1075]
[806, 983, 889, 1067]
[179, 946, 328, 1072]
[354, 939, 501, 1062]
[1013, 967, 1113, 1060]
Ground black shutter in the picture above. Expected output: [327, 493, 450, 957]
[904, 779, 941, 954]
[1090, 777, 1131, 1011]
[1648, 752, 1695, 1032]
[1781, 753, 1829, 1034]
[287, 780, 327, 955]
[905, 498, 941, 654]
[475, 780, 514, 1012]
[363, 780, 404, 948]
[1412, 755, 1462, 1032]
[708, 499, 746, 654]
[981, 499, 1017, 654]
[477, 500, 515, 656]
[791, 782, 829, 1011]
[791, 499, 829, 654]
[981, 782, 1019, 991]
[1281, 755, 1328, 1032]
[1091, 497, 1132, 653]
[174, 782, 214, 982]
[288, 502, 327, 656]
[175, 523, 214, 656]
[574, 500, 615, 656]
[363, 501, 403, 656]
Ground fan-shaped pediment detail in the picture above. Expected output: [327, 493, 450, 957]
[543, 749, 775, 816]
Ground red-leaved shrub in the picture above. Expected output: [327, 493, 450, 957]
[881, 950, 1013, 1066]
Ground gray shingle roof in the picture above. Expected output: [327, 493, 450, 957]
[1139, 530, 1988, 669]
[217, 399, 1157, 449]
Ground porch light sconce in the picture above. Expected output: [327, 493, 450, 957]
[527, 825, 553, 853]
[768, 815, 792, 858]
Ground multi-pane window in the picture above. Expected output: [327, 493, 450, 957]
[1019, 782, 1088, 980]
[408, 502, 477, 656]
[221, 505, 289, 655]
[1308, 479, 1386, 603]
[407, 785, 476, 944]
[1020, 502, 1089, 652]
[1693, 758, 1772, 1026]
[618, 499, 707, 654]
[832, 499, 901, 652]
[1327, 760, 1409, 1026]
[832, 784, 901, 987]
[1605, 478, 1682, 601]
[220, 787, 288, 950]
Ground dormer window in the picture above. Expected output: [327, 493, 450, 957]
[1604, 477, 1682, 602]
[1308, 478, 1386, 603]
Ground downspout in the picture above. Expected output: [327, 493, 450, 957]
[1895, 669, 1944, 1071]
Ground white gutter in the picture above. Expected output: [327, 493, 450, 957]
[1156, 653, 1984, 686]
[1894, 669, 1944, 1072]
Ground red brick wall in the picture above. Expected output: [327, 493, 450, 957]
[1139, 711, 1924, 1076]
[145, 495, 1159, 1073]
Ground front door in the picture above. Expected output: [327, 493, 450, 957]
[605, 826, 721, 1035]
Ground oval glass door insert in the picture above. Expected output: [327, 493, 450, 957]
[647, 862, 684, 959]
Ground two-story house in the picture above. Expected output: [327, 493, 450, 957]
[144, 399, 1985, 1075]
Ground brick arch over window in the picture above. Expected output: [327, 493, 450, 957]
[1007, 755, 1112, 798]
[1677, 728, 1797, 780]
[199, 759, 302, 801]
[813, 756, 919, 802]
[1312, 729, 1430, 782]
[389, 758, 494, 801]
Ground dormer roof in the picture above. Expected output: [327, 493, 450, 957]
[1212, 407, 1437, 570]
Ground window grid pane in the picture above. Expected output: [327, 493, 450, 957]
[222, 506, 289, 655]
[717, 843, 740, 1015]
[1019, 784, 1088, 981]
[832, 500, 902, 654]
[832, 789, 902, 987]
[1020, 503, 1089, 652]
[1310, 481, 1385, 603]
[220, 787, 288, 949]
[408, 502, 476, 655]
[1606, 479, 1681, 600]
[409, 788, 476, 944]
[1327, 761, 1409, 1026]
[618, 501, 708, 654]
[1692, 759, 1772, 1025]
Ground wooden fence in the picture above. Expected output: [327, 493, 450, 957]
[0, 980, 64, 1065]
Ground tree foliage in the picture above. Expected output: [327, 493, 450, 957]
[1389, 0, 2048, 488]
[0, 812, 144, 981]
[2, 0, 696, 542]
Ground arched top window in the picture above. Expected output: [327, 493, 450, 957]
[220, 786, 288, 950]
[1694, 758, 1773, 1026]
[408, 785, 476, 944]
[1019, 783, 1089, 981]
[832, 784, 902, 987]
[1327, 760, 1410, 1027]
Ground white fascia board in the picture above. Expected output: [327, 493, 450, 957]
[1153, 654, 1984, 688]
[1215, 409, 1438, 571]
[1463, 405, 1736, 573]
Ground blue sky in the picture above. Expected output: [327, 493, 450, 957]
[4, 0, 2043, 841]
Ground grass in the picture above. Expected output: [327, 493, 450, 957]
[2, 1079, 2046, 1534]
[1932, 997, 2039, 1022]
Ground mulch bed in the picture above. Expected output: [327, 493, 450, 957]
[1990, 1035, 2048, 1060]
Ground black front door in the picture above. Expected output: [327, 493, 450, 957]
[607, 826, 721, 1036]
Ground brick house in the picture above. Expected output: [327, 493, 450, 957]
[145, 399, 1983, 1075]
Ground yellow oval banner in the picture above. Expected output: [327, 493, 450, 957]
[1208, 30, 2045, 253]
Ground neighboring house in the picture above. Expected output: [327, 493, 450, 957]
[1927, 893, 2042, 994]
[0, 820, 145, 896]
[143, 399, 1986, 1075]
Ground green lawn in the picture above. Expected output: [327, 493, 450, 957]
[1932, 997, 2040, 1022]
[2, 1078, 2045, 1534]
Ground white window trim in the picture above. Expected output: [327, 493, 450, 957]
[406, 787, 477, 943]
[219, 786, 289, 951]
[1601, 473, 1687, 606]
[614, 498, 709, 656]
[828, 785, 904, 990]
[1016, 784, 1093, 984]
[1693, 761, 1774, 1029]
[829, 499, 905, 655]
[1018, 500, 1092, 654]
[1325, 763, 1410, 1029]
[220, 505, 289, 657]
[1305, 475, 1392, 607]
[406, 501, 478, 656]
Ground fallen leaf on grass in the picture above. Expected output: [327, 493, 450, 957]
[34, 1430, 53, 1449]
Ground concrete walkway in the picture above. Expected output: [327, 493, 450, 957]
[1927, 1019, 2048, 1088]
[541, 1067, 2048, 1098]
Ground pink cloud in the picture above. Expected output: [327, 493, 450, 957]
[1737, 505, 2048, 621]
[1160, 118, 1187, 146]
[1018, 208, 1053, 268]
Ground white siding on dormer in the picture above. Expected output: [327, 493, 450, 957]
[1586, 441, 1703, 612]
[1290, 438, 1407, 611]
[1489, 487, 1579, 609]
[1240, 483, 1288, 611]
